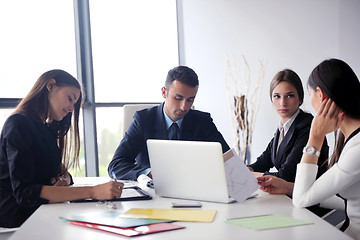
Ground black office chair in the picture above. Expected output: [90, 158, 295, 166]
[323, 209, 347, 228]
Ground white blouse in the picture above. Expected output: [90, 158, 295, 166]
[293, 132, 360, 239]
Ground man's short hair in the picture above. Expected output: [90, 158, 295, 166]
[165, 66, 199, 88]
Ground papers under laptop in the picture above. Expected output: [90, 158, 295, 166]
[147, 139, 259, 203]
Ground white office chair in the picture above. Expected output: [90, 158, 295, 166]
[121, 104, 159, 139]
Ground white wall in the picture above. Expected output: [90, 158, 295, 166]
[177, 0, 360, 162]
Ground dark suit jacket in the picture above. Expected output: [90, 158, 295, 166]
[108, 103, 230, 180]
[0, 113, 61, 227]
[248, 110, 329, 182]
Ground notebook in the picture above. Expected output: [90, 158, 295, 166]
[146, 139, 234, 203]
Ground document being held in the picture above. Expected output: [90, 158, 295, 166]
[223, 148, 259, 203]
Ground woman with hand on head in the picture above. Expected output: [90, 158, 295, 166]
[248, 69, 328, 182]
[0, 70, 123, 228]
[291, 59, 360, 239]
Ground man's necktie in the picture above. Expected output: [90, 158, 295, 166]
[170, 122, 179, 140]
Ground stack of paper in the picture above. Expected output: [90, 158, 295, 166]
[68, 221, 184, 237]
[61, 211, 181, 237]
[61, 208, 217, 237]
[60, 211, 171, 228]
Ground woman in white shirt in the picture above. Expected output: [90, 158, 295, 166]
[291, 58, 360, 239]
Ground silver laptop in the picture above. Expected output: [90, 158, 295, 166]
[147, 139, 234, 203]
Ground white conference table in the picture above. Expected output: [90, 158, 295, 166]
[8, 177, 351, 240]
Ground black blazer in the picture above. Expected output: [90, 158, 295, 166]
[0, 113, 61, 228]
[248, 110, 329, 182]
[108, 103, 230, 180]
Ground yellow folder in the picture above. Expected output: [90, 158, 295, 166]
[120, 208, 217, 223]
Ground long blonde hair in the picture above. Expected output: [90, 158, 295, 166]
[15, 69, 83, 173]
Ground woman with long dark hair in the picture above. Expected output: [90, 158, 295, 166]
[292, 59, 360, 239]
[0, 70, 123, 228]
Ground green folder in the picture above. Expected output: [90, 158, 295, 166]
[225, 214, 313, 231]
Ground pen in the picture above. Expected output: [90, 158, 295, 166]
[111, 171, 117, 182]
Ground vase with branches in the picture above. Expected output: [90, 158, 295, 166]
[225, 56, 266, 164]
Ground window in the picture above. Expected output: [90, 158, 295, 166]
[95, 107, 123, 176]
[0, 0, 178, 177]
[0, 0, 77, 98]
[89, 0, 179, 102]
[0, 109, 15, 128]
[0, 0, 86, 176]
[89, 0, 179, 175]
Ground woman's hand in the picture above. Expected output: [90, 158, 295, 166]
[310, 98, 344, 141]
[257, 175, 294, 196]
[40, 181, 124, 203]
[90, 181, 124, 200]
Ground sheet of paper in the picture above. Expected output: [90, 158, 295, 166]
[225, 214, 313, 231]
[120, 208, 217, 223]
[72, 177, 138, 188]
[120, 188, 144, 198]
[223, 148, 260, 203]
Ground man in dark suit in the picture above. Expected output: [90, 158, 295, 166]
[108, 66, 230, 180]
